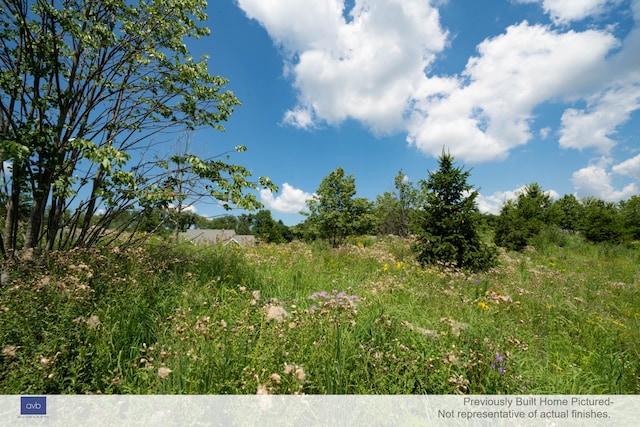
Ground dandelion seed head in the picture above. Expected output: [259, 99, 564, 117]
[87, 315, 101, 329]
[157, 367, 172, 379]
[295, 367, 306, 381]
[2, 345, 18, 357]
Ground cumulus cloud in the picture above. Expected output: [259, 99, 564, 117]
[514, 0, 623, 25]
[237, 0, 637, 163]
[612, 153, 640, 179]
[559, 81, 640, 153]
[239, 0, 447, 134]
[169, 203, 197, 213]
[572, 157, 639, 201]
[260, 183, 315, 213]
[408, 22, 617, 162]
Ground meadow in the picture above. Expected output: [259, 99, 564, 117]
[1, 232, 638, 395]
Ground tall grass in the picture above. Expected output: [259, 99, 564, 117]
[1, 235, 638, 394]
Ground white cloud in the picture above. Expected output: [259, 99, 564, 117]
[282, 106, 316, 129]
[514, 0, 622, 25]
[408, 22, 618, 162]
[572, 159, 639, 201]
[238, 0, 448, 134]
[477, 189, 522, 215]
[260, 182, 315, 213]
[169, 203, 197, 213]
[539, 127, 551, 139]
[559, 81, 640, 152]
[612, 153, 640, 179]
[238, 1, 638, 164]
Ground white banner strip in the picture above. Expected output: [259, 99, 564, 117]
[2, 395, 638, 426]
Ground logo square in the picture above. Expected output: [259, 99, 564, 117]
[21, 396, 47, 415]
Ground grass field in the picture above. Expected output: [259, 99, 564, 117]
[1, 232, 638, 394]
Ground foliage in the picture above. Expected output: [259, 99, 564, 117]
[252, 210, 291, 243]
[374, 169, 418, 237]
[618, 195, 640, 241]
[547, 194, 583, 232]
[413, 151, 497, 272]
[1, 235, 638, 394]
[579, 198, 624, 244]
[494, 183, 552, 251]
[303, 167, 375, 247]
[0, 0, 275, 257]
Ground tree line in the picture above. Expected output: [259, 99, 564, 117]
[1, 1, 638, 273]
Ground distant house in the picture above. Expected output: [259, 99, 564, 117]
[180, 229, 256, 246]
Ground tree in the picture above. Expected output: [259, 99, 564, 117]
[304, 167, 374, 247]
[494, 183, 552, 251]
[580, 197, 623, 243]
[619, 195, 640, 241]
[413, 151, 496, 271]
[0, 0, 276, 257]
[252, 210, 286, 243]
[374, 169, 418, 237]
[547, 194, 583, 232]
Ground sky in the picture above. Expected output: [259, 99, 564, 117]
[183, 0, 640, 225]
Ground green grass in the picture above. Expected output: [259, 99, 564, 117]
[1, 234, 638, 394]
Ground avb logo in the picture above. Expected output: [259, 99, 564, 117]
[21, 396, 47, 415]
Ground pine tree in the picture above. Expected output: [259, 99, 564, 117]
[413, 150, 497, 271]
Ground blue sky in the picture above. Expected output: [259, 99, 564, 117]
[184, 0, 640, 226]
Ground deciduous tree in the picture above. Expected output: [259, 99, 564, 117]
[0, 0, 275, 257]
[304, 167, 374, 247]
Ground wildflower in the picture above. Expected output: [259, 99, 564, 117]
[87, 315, 101, 329]
[295, 367, 306, 381]
[158, 367, 172, 379]
[283, 364, 295, 375]
[256, 384, 270, 395]
[265, 305, 289, 323]
[2, 345, 18, 358]
[477, 302, 490, 311]
[270, 373, 281, 384]
[382, 263, 389, 272]
[491, 353, 505, 376]
[219, 320, 227, 328]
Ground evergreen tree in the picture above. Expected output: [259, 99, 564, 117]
[494, 183, 552, 251]
[580, 198, 623, 243]
[413, 151, 497, 271]
[619, 195, 640, 241]
[547, 194, 583, 232]
[252, 210, 287, 243]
